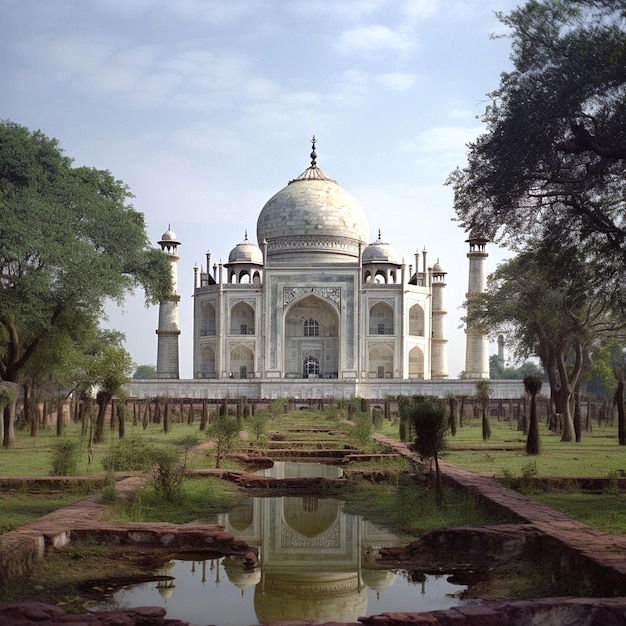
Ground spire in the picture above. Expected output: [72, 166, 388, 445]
[289, 135, 337, 184]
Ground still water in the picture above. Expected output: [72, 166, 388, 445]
[94, 463, 467, 625]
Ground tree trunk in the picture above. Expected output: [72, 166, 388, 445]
[163, 401, 169, 434]
[554, 386, 575, 442]
[93, 393, 112, 444]
[616, 380, 626, 446]
[433, 453, 444, 506]
[448, 397, 457, 436]
[481, 405, 491, 441]
[526, 392, 540, 455]
[56, 397, 63, 436]
[573, 390, 582, 442]
[117, 402, 125, 439]
[110, 399, 117, 431]
[200, 400, 208, 431]
[2, 399, 17, 447]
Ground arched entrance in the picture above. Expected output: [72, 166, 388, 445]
[284, 295, 339, 378]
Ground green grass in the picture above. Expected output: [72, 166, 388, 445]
[438, 418, 626, 479]
[108, 476, 244, 524]
[0, 421, 217, 477]
[533, 493, 626, 534]
[0, 487, 94, 533]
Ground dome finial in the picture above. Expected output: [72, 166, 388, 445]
[310, 135, 317, 167]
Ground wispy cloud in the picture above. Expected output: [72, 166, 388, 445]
[287, 0, 389, 20]
[335, 24, 416, 56]
[376, 72, 417, 91]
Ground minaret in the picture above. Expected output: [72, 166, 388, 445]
[156, 226, 181, 379]
[430, 259, 448, 379]
[462, 234, 489, 379]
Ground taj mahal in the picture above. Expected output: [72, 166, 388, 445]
[129, 139, 522, 400]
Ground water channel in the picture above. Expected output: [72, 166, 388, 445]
[94, 463, 468, 625]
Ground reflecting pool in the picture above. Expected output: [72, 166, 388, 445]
[94, 463, 467, 625]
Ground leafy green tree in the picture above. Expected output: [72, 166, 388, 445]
[467, 242, 624, 442]
[448, 0, 626, 273]
[133, 364, 157, 379]
[0, 121, 172, 445]
[247, 409, 270, 442]
[69, 330, 133, 445]
[489, 354, 544, 380]
[410, 398, 448, 506]
[595, 340, 626, 445]
[208, 415, 240, 469]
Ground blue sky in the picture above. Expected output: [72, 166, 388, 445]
[2, 0, 521, 378]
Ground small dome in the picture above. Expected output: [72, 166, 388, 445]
[362, 230, 400, 264]
[432, 258, 445, 273]
[222, 556, 262, 590]
[227, 232, 263, 265]
[158, 225, 181, 246]
[361, 568, 397, 592]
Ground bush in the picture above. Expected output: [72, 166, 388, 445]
[247, 410, 269, 442]
[149, 447, 185, 501]
[352, 412, 373, 448]
[50, 439, 80, 476]
[102, 437, 153, 472]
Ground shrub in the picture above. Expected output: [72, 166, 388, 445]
[352, 412, 373, 449]
[102, 437, 153, 472]
[149, 447, 185, 501]
[50, 439, 80, 476]
[100, 481, 118, 505]
[208, 415, 241, 468]
[247, 410, 270, 442]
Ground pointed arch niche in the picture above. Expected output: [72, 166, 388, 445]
[229, 344, 254, 379]
[369, 301, 394, 335]
[368, 344, 394, 379]
[200, 302, 216, 336]
[408, 346, 425, 379]
[408, 303, 425, 337]
[230, 301, 255, 335]
[284, 294, 339, 378]
[199, 346, 216, 379]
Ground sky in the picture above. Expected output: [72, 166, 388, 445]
[1, 0, 522, 379]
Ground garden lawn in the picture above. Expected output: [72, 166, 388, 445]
[0, 421, 213, 477]
[441, 418, 626, 478]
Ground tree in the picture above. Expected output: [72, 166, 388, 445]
[594, 339, 626, 445]
[410, 397, 448, 506]
[524, 374, 543, 455]
[133, 364, 157, 379]
[448, 0, 626, 273]
[0, 121, 172, 444]
[468, 241, 625, 442]
[90, 343, 134, 444]
[489, 354, 544, 380]
[475, 380, 492, 441]
[208, 415, 240, 469]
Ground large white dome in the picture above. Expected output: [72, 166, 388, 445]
[256, 140, 369, 263]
